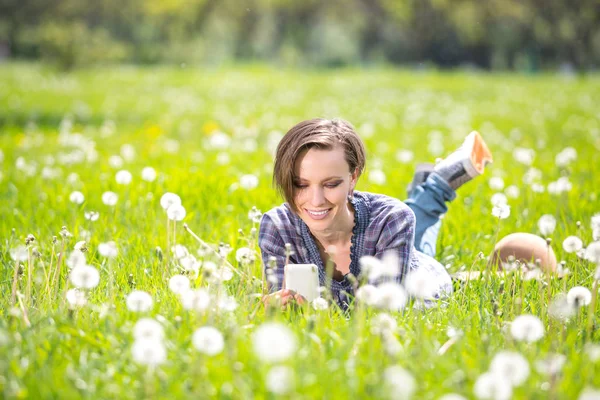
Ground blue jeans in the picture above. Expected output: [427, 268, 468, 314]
[404, 173, 456, 258]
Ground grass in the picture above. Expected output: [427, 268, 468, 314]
[0, 62, 599, 399]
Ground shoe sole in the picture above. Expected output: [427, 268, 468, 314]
[463, 131, 493, 176]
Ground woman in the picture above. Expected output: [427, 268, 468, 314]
[259, 118, 492, 310]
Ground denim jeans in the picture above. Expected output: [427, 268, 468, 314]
[404, 173, 456, 258]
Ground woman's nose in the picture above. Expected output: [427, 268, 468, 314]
[310, 187, 326, 206]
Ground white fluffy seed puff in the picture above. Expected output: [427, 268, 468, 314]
[126, 291, 154, 312]
[510, 314, 545, 343]
[252, 323, 297, 363]
[69, 265, 100, 289]
[192, 327, 225, 356]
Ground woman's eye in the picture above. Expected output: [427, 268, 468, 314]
[294, 184, 307, 189]
[325, 182, 341, 188]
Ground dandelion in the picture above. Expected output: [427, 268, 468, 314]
[489, 177, 505, 191]
[370, 313, 397, 335]
[265, 365, 294, 395]
[66, 288, 87, 308]
[134, 318, 164, 341]
[120, 143, 135, 161]
[538, 214, 557, 236]
[84, 210, 99, 221]
[131, 339, 166, 366]
[375, 282, 408, 312]
[504, 185, 520, 199]
[403, 268, 438, 299]
[492, 204, 510, 219]
[473, 372, 512, 400]
[74, 241, 87, 252]
[69, 191, 85, 204]
[216, 267, 234, 282]
[368, 169, 386, 185]
[98, 241, 118, 258]
[66, 251, 86, 269]
[236, 247, 256, 265]
[10, 246, 29, 262]
[248, 206, 262, 223]
[69, 265, 100, 289]
[180, 289, 210, 312]
[239, 174, 259, 190]
[490, 351, 530, 387]
[510, 314, 544, 343]
[179, 254, 200, 273]
[579, 388, 600, 400]
[567, 286, 592, 307]
[359, 253, 400, 282]
[585, 343, 600, 362]
[439, 395, 467, 400]
[513, 147, 535, 165]
[592, 213, 600, 231]
[141, 167, 157, 182]
[563, 236, 583, 253]
[208, 131, 231, 149]
[218, 295, 238, 312]
[126, 291, 153, 312]
[585, 242, 600, 264]
[166, 204, 186, 221]
[101, 191, 118, 206]
[548, 294, 576, 321]
[252, 322, 297, 363]
[115, 170, 132, 185]
[555, 147, 577, 166]
[168, 275, 190, 294]
[108, 155, 123, 169]
[490, 193, 508, 206]
[311, 297, 329, 311]
[355, 284, 378, 306]
[395, 149, 414, 164]
[192, 327, 225, 356]
[160, 192, 181, 210]
[534, 354, 566, 376]
[172, 244, 189, 259]
[384, 365, 416, 400]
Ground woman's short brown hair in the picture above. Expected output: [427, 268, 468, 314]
[273, 118, 366, 212]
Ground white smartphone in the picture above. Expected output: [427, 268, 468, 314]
[284, 263, 320, 301]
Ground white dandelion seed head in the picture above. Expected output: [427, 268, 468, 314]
[160, 192, 181, 210]
[248, 207, 263, 223]
[355, 284, 379, 306]
[66, 288, 87, 308]
[513, 147, 536, 165]
[384, 365, 416, 399]
[360, 253, 399, 282]
[235, 247, 256, 265]
[395, 149, 414, 164]
[403, 268, 438, 299]
[555, 147, 577, 167]
[368, 169, 387, 185]
[510, 314, 545, 343]
[98, 241, 118, 258]
[382, 333, 403, 356]
[591, 213, 600, 231]
[239, 174, 259, 190]
[126, 291, 154, 312]
[69, 265, 100, 289]
[108, 155, 123, 169]
[69, 191, 85, 204]
[489, 177, 505, 191]
[567, 286, 592, 307]
[216, 266, 234, 282]
[490, 351, 530, 387]
[84, 210, 99, 221]
[168, 275, 190, 294]
[120, 143, 135, 161]
[180, 289, 211, 312]
[218, 295, 238, 312]
[265, 365, 295, 395]
[375, 282, 408, 312]
[141, 166, 157, 182]
[491, 204, 510, 219]
[131, 339, 166, 366]
[439, 394, 467, 400]
[311, 297, 329, 311]
[74, 241, 86, 251]
[252, 322, 297, 363]
[504, 185, 520, 199]
[534, 353, 566, 376]
[490, 193, 508, 206]
[172, 244, 189, 259]
[548, 294, 576, 321]
[208, 131, 231, 149]
[192, 326, 225, 356]
[585, 343, 600, 362]
[538, 214, 557, 236]
[10, 246, 29, 262]
[66, 251, 87, 269]
[563, 236, 583, 253]
[585, 241, 600, 264]
[166, 204, 186, 221]
[179, 254, 200, 273]
[115, 169, 132, 185]
[370, 313, 397, 335]
[473, 372, 512, 400]
[133, 318, 164, 341]
[101, 191, 118, 206]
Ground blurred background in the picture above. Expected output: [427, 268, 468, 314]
[1, 0, 599, 71]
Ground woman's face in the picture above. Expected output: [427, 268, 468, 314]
[293, 146, 358, 233]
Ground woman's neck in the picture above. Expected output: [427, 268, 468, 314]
[310, 202, 355, 247]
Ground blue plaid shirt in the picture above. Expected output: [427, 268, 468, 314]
[258, 190, 451, 309]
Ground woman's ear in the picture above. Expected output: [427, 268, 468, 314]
[349, 168, 359, 191]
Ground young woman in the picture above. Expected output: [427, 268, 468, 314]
[258, 118, 492, 310]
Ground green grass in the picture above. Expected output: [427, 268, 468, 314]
[1, 62, 599, 399]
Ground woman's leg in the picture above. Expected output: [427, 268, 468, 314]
[405, 172, 456, 258]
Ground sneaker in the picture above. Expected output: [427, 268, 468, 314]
[406, 163, 435, 195]
[433, 131, 493, 190]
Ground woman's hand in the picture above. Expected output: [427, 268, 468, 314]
[261, 289, 307, 308]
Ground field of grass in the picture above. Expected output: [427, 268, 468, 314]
[1, 62, 600, 399]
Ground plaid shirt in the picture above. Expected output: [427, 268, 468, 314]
[258, 190, 452, 309]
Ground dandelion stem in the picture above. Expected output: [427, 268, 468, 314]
[586, 279, 598, 341]
[46, 241, 56, 298]
[10, 259, 20, 306]
[166, 217, 171, 277]
[53, 236, 67, 296]
[16, 292, 31, 328]
[26, 246, 32, 307]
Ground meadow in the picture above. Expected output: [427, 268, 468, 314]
[1, 62, 600, 399]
